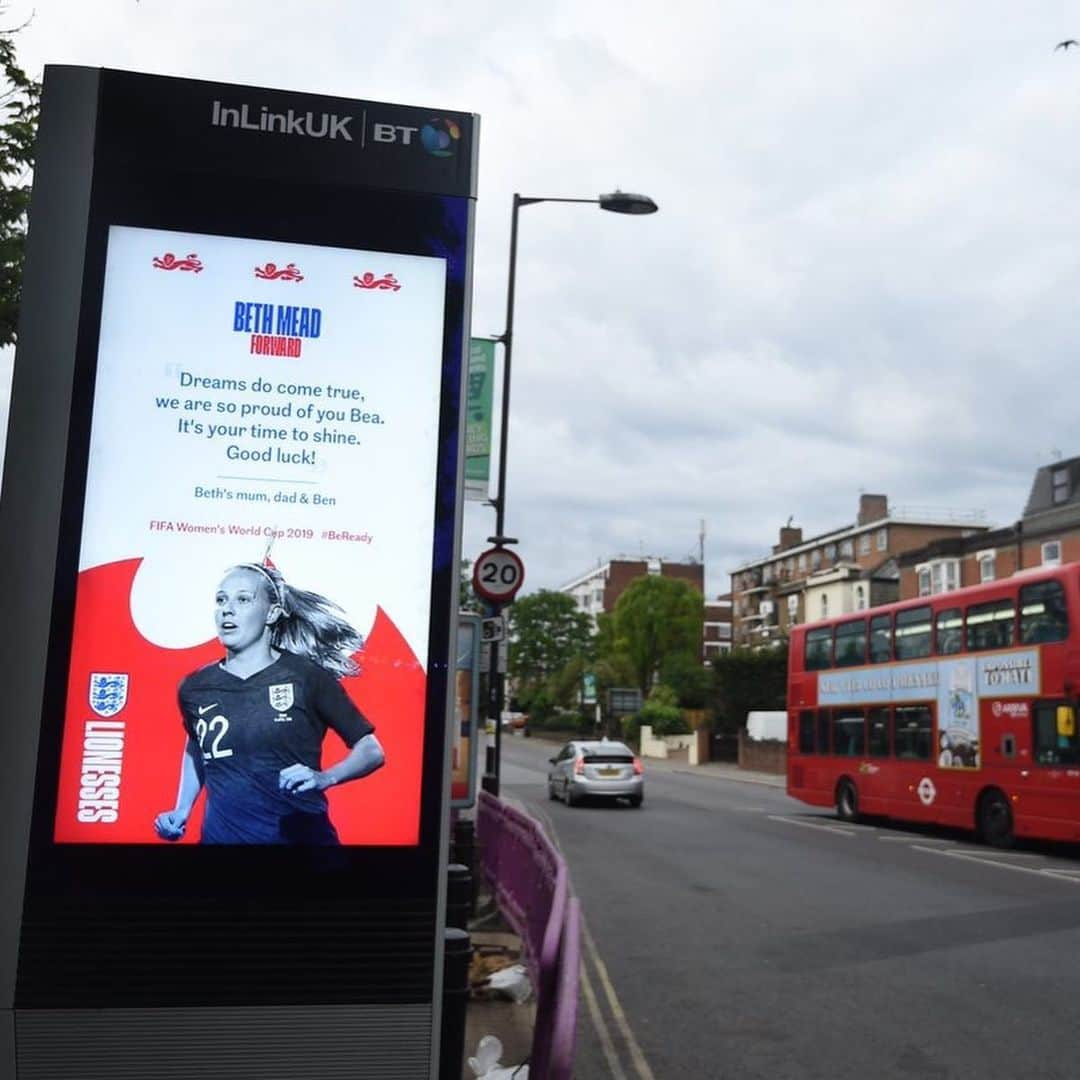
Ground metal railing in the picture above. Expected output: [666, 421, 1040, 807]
[476, 790, 579, 1079]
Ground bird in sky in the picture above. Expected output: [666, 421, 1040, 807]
[1056, 39, 1078, 50]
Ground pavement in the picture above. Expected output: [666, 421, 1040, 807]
[461, 891, 534, 1077]
[458, 752, 785, 1077]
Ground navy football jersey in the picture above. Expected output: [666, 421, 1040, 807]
[177, 651, 374, 844]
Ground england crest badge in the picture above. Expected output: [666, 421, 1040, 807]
[89, 673, 129, 718]
[269, 683, 294, 712]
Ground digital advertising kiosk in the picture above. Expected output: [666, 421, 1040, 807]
[0, 67, 477, 1078]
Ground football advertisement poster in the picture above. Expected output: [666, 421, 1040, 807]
[53, 224, 448, 846]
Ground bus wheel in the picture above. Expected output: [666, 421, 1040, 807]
[836, 779, 859, 823]
[978, 789, 1015, 849]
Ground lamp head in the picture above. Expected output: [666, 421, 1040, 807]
[598, 190, 658, 215]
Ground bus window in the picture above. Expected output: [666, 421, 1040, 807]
[895, 606, 932, 661]
[868, 707, 889, 756]
[1033, 702, 1080, 765]
[798, 710, 815, 754]
[894, 705, 932, 760]
[869, 614, 891, 663]
[835, 619, 867, 668]
[831, 710, 864, 756]
[816, 710, 830, 754]
[966, 598, 1015, 651]
[1020, 580, 1068, 645]
[935, 608, 963, 655]
[805, 626, 833, 671]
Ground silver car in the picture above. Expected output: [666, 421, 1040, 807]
[547, 739, 644, 807]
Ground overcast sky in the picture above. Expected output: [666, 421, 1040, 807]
[6, 1, 1080, 598]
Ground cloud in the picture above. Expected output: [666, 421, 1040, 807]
[9, 1, 1080, 600]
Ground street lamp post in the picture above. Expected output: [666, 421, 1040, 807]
[482, 190, 658, 796]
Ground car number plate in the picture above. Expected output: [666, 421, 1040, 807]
[598, 767, 620, 777]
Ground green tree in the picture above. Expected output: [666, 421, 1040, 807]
[611, 575, 704, 695]
[0, 25, 40, 346]
[592, 648, 637, 701]
[508, 590, 592, 709]
[593, 612, 624, 669]
[545, 654, 588, 711]
[711, 643, 788, 732]
[659, 651, 713, 709]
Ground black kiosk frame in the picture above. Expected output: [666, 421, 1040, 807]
[0, 68, 477, 1079]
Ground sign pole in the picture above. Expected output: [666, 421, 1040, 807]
[489, 596, 503, 795]
[472, 544, 524, 796]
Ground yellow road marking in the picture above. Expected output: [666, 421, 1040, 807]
[529, 793, 657, 1077]
[579, 958, 629, 1080]
[582, 918, 657, 1080]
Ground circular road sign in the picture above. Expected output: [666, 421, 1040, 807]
[472, 547, 525, 604]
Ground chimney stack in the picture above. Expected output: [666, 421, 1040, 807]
[774, 525, 803, 553]
[858, 493, 888, 526]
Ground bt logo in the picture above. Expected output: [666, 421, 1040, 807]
[371, 117, 461, 156]
[420, 118, 460, 157]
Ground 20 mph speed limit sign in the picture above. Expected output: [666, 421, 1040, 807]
[472, 547, 525, 603]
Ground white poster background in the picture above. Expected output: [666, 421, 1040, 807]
[81, 225, 447, 663]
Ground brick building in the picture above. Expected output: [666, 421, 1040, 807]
[897, 456, 1080, 597]
[730, 494, 989, 647]
[560, 556, 705, 626]
[704, 594, 733, 662]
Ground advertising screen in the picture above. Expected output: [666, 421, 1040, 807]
[53, 224, 447, 846]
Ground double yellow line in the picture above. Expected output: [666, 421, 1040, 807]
[529, 802, 656, 1080]
[579, 917, 656, 1080]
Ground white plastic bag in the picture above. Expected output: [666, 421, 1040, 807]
[485, 963, 532, 1004]
[467, 1035, 530, 1078]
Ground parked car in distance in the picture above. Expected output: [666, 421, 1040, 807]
[547, 739, 644, 807]
[500, 711, 528, 730]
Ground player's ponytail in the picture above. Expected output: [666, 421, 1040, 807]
[231, 563, 364, 678]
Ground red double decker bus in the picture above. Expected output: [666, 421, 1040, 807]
[786, 564, 1080, 847]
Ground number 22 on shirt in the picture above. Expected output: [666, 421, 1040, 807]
[195, 715, 233, 760]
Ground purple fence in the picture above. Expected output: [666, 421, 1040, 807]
[549, 897, 581, 1080]
[476, 791, 580, 1080]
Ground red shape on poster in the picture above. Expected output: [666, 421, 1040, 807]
[53, 559, 425, 846]
[152, 252, 203, 273]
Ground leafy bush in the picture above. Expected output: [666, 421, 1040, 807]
[521, 688, 556, 724]
[636, 683, 690, 737]
[712, 643, 788, 732]
[660, 652, 714, 708]
[527, 709, 593, 737]
[646, 706, 690, 736]
[620, 713, 642, 746]
[647, 684, 678, 707]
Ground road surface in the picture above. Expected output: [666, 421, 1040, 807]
[499, 733, 1080, 1079]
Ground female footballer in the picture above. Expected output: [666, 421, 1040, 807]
[154, 562, 385, 844]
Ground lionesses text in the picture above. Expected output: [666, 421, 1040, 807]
[77, 720, 125, 824]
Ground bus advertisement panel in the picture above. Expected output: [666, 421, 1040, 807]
[786, 566, 1080, 847]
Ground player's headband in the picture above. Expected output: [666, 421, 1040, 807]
[236, 563, 286, 610]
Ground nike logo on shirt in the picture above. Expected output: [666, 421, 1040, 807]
[198, 703, 219, 715]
